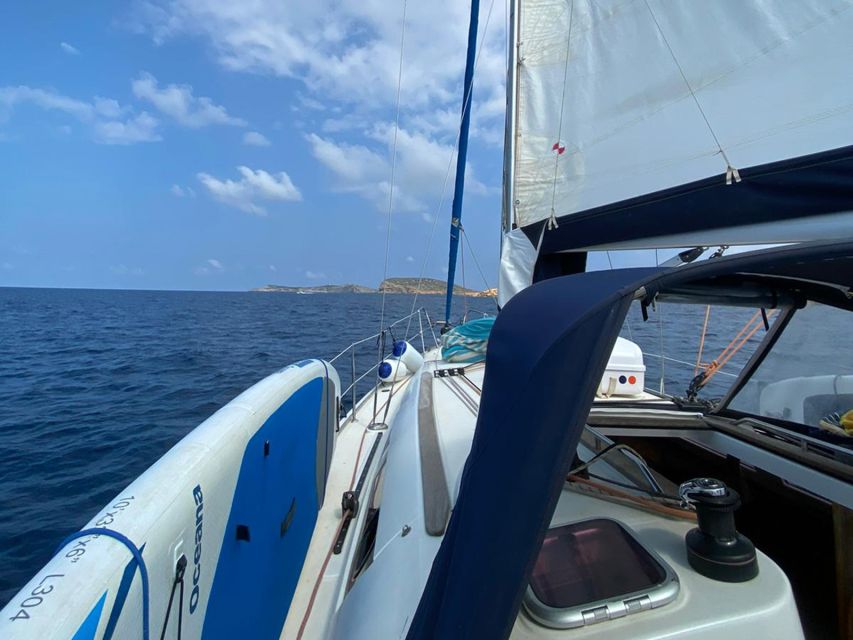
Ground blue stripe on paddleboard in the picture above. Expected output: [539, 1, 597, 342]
[103, 543, 145, 640]
[201, 378, 324, 640]
[71, 591, 107, 640]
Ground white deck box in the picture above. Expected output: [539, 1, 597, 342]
[598, 337, 646, 397]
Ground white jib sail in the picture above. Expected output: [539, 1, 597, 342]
[499, 0, 853, 304]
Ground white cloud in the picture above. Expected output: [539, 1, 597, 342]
[194, 258, 224, 275]
[171, 184, 196, 197]
[268, 264, 277, 272]
[305, 270, 326, 280]
[132, 71, 246, 128]
[0, 86, 98, 121]
[405, 255, 414, 263]
[307, 125, 488, 216]
[242, 131, 271, 146]
[93, 112, 161, 144]
[197, 165, 301, 215]
[129, 1, 506, 117]
[127, 0, 507, 190]
[321, 114, 364, 133]
[0, 85, 160, 144]
[129, 0, 506, 219]
[60, 42, 80, 55]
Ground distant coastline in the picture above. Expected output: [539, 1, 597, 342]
[252, 277, 496, 298]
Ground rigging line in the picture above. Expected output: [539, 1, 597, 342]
[438, 376, 480, 416]
[378, 0, 409, 345]
[567, 476, 693, 519]
[404, 154, 450, 339]
[644, 352, 738, 377]
[708, 311, 770, 375]
[296, 504, 353, 640]
[695, 305, 712, 375]
[405, 0, 498, 336]
[461, 226, 498, 304]
[417, 309, 426, 352]
[459, 372, 482, 395]
[643, 0, 734, 175]
[688, 310, 772, 398]
[371, 330, 388, 422]
[460, 228, 469, 322]
[505, 0, 509, 77]
[546, 0, 576, 229]
[655, 248, 665, 395]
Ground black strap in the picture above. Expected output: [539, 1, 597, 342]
[159, 555, 187, 640]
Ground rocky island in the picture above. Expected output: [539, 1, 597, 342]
[252, 283, 375, 294]
[252, 277, 494, 297]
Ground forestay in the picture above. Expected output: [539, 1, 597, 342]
[500, 0, 853, 304]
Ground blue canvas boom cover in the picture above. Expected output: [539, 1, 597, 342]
[407, 268, 648, 639]
[408, 240, 853, 639]
[531, 144, 853, 256]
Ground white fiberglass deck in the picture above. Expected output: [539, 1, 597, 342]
[283, 350, 800, 640]
[282, 371, 416, 639]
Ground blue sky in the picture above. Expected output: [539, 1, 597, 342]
[0, 0, 518, 291]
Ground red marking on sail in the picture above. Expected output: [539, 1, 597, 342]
[552, 142, 565, 155]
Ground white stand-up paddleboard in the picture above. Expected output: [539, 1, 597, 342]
[0, 359, 340, 640]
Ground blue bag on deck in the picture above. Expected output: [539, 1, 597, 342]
[440, 317, 495, 363]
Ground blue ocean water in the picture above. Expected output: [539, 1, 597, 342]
[0, 287, 494, 606]
[0, 286, 755, 606]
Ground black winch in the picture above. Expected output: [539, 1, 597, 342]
[679, 477, 759, 583]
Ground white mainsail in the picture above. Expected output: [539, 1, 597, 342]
[500, 0, 853, 304]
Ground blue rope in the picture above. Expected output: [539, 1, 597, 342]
[57, 527, 150, 640]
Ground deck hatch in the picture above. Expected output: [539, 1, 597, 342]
[524, 518, 678, 629]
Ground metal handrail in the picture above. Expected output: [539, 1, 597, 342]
[327, 308, 427, 364]
[327, 308, 437, 422]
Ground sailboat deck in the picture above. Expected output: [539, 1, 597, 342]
[282, 370, 417, 639]
[510, 488, 798, 639]
[284, 351, 801, 639]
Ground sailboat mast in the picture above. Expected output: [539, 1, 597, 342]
[443, 0, 480, 327]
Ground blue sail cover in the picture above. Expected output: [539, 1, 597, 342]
[408, 240, 853, 639]
[407, 267, 653, 639]
[532, 143, 853, 256]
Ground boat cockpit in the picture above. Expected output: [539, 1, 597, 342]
[301, 241, 852, 640]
